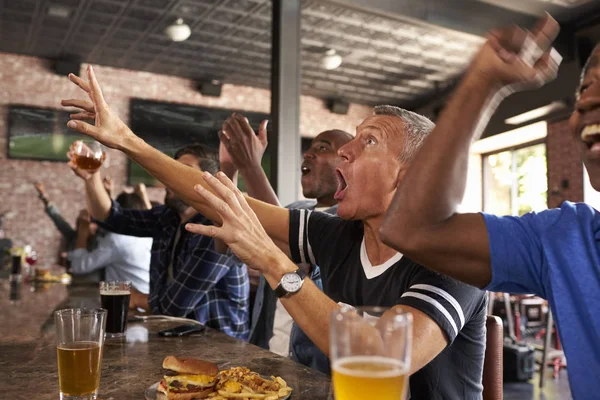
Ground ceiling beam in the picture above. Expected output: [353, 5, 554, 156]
[321, 0, 537, 38]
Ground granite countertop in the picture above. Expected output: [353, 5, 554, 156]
[1, 279, 331, 399]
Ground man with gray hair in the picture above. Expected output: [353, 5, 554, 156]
[61, 64, 486, 398]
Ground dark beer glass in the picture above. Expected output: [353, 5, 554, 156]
[99, 281, 131, 338]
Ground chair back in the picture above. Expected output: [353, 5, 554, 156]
[483, 315, 503, 400]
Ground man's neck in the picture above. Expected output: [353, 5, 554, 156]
[315, 195, 336, 209]
[178, 207, 196, 223]
[363, 216, 398, 266]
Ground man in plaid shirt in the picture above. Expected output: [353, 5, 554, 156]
[69, 143, 249, 340]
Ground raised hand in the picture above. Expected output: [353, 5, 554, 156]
[221, 113, 268, 171]
[470, 13, 562, 95]
[61, 65, 135, 150]
[184, 171, 279, 271]
[34, 182, 47, 198]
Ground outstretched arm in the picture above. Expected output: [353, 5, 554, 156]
[61, 66, 290, 249]
[380, 15, 561, 287]
[185, 172, 451, 375]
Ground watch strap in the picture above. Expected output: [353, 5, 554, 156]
[274, 268, 306, 298]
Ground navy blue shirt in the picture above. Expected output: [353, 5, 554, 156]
[98, 201, 249, 340]
[483, 202, 600, 399]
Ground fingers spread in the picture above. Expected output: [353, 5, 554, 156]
[203, 171, 244, 215]
[67, 120, 100, 138]
[70, 112, 96, 121]
[61, 99, 95, 113]
[68, 73, 91, 93]
[87, 65, 107, 108]
[185, 223, 221, 239]
[235, 113, 256, 138]
[193, 180, 237, 221]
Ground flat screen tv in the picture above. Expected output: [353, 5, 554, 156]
[128, 99, 272, 190]
[7, 105, 89, 161]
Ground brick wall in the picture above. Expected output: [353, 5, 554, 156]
[546, 118, 583, 209]
[0, 52, 371, 263]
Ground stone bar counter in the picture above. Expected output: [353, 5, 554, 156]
[1, 278, 331, 399]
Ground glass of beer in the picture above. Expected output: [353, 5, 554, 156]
[55, 308, 106, 400]
[71, 140, 106, 170]
[100, 281, 131, 338]
[330, 306, 412, 400]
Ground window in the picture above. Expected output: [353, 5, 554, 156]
[483, 143, 547, 216]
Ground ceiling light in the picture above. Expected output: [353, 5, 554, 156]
[165, 18, 191, 42]
[47, 4, 71, 19]
[322, 49, 342, 70]
[504, 101, 567, 125]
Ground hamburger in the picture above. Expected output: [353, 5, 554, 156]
[157, 356, 219, 399]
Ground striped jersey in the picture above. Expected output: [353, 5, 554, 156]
[289, 209, 487, 400]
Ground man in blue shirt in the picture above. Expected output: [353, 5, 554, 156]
[68, 143, 249, 340]
[379, 16, 600, 398]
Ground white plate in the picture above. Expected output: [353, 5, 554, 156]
[144, 380, 292, 400]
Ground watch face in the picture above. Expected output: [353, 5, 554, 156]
[281, 272, 303, 293]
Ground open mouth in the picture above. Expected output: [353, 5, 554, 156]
[301, 165, 311, 176]
[581, 123, 600, 151]
[334, 169, 348, 201]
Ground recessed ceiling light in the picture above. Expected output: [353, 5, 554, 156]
[165, 18, 191, 42]
[47, 4, 71, 19]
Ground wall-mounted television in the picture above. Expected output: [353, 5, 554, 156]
[7, 105, 88, 161]
[128, 99, 272, 189]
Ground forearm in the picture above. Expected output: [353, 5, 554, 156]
[262, 253, 340, 356]
[74, 227, 91, 249]
[85, 173, 113, 221]
[46, 204, 77, 238]
[239, 165, 280, 206]
[381, 72, 501, 244]
[122, 136, 291, 246]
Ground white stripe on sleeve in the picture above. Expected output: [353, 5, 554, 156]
[305, 211, 316, 265]
[401, 291, 458, 338]
[409, 284, 465, 329]
[298, 209, 307, 264]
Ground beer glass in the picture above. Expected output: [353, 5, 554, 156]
[55, 309, 106, 400]
[100, 281, 131, 338]
[330, 306, 412, 400]
[71, 140, 106, 170]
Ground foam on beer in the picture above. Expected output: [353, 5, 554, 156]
[100, 290, 130, 295]
[332, 356, 408, 377]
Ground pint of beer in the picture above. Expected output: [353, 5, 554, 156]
[100, 281, 131, 338]
[54, 308, 106, 400]
[330, 307, 412, 400]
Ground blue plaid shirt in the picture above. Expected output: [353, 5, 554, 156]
[98, 201, 249, 340]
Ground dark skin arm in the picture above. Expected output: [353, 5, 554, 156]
[380, 15, 562, 288]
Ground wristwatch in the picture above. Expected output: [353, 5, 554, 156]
[274, 268, 307, 298]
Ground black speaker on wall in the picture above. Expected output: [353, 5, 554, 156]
[198, 80, 222, 97]
[53, 56, 81, 76]
[327, 99, 349, 115]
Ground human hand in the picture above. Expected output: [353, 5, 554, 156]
[67, 141, 100, 180]
[61, 65, 136, 150]
[184, 171, 279, 271]
[469, 14, 561, 95]
[221, 113, 268, 171]
[77, 209, 91, 227]
[34, 182, 46, 197]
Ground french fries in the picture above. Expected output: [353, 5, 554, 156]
[210, 367, 293, 400]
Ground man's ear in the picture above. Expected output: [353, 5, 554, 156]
[395, 164, 409, 188]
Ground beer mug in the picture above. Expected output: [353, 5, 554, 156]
[70, 140, 106, 171]
[55, 308, 106, 400]
[330, 306, 412, 400]
[100, 281, 131, 338]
